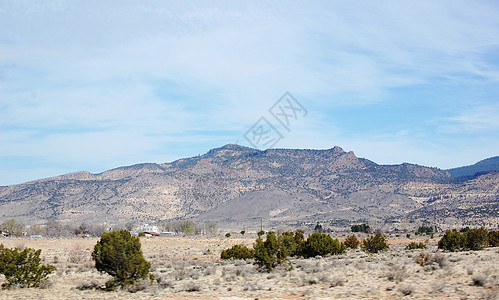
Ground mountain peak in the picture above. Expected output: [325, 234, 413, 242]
[330, 146, 345, 154]
[218, 144, 254, 151]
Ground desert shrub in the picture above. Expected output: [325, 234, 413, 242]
[361, 232, 389, 253]
[254, 231, 279, 272]
[460, 226, 470, 233]
[0, 244, 56, 289]
[405, 242, 427, 250]
[488, 230, 499, 247]
[386, 265, 407, 283]
[302, 233, 346, 258]
[417, 226, 433, 235]
[465, 227, 489, 250]
[438, 230, 466, 252]
[471, 274, 486, 286]
[415, 252, 446, 268]
[76, 281, 100, 290]
[68, 244, 87, 264]
[351, 224, 370, 233]
[220, 245, 254, 260]
[279, 231, 305, 258]
[253, 231, 302, 272]
[225, 233, 231, 238]
[398, 284, 414, 296]
[92, 230, 152, 289]
[344, 234, 360, 249]
[293, 230, 305, 255]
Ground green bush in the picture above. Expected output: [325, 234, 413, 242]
[405, 242, 427, 250]
[438, 230, 466, 252]
[438, 227, 490, 252]
[254, 231, 280, 272]
[92, 230, 152, 289]
[488, 230, 499, 247]
[225, 233, 231, 238]
[292, 230, 305, 255]
[302, 233, 346, 257]
[460, 227, 470, 233]
[417, 226, 433, 235]
[465, 227, 489, 250]
[253, 231, 304, 272]
[0, 244, 56, 289]
[362, 232, 389, 253]
[220, 244, 254, 260]
[351, 224, 370, 233]
[344, 234, 360, 249]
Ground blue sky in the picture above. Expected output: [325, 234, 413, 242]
[1, 1, 498, 185]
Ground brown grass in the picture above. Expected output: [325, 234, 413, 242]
[0, 236, 497, 299]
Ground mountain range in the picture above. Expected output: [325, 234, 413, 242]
[0, 145, 497, 229]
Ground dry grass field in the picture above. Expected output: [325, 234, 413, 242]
[0, 235, 497, 299]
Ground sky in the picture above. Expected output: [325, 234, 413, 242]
[1, 1, 498, 185]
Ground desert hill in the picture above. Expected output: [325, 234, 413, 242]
[447, 156, 499, 178]
[0, 145, 497, 228]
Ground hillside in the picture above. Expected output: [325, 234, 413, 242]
[0, 145, 497, 228]
[447, 156, 499, 178]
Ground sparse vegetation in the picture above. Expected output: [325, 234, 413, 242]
[488, 230, 499, 247]
[92, 230, 152, 289]
[351, 224, 370, 233]
[220, 245, 254, 260]
[460, 226, 471, 233]
[465, 227, 489, 250]
[302, 233, 346, 258]
[438, 230, 466, 251]
[362, 232, 389, 253]
[438, 227, 491, 252]
[417, 226, 434, 235]
[0, 231, 496, 298]
[254, 231, 281, 272]
[0, 244, 56, 289]
[344, 234, 360, 249]
[405, 242, 427, 250]
[415, 252, 446, 268]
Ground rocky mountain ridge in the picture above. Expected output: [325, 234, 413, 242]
[0, 145, 497, 228]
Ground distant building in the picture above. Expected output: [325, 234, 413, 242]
[161, 231, 177, 237]
[143, 232, 160, 237]
[140, 224, 159, 234]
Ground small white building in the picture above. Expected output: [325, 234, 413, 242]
[140, 224, 159, 234]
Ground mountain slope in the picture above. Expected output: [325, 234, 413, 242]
[0, 145, 496, 228]
[447, 156, 499, 178]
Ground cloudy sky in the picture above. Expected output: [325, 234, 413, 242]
[1, 1, 498, 185]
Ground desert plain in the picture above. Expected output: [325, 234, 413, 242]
[0, 234, 497, 299]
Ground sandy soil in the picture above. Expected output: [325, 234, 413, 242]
[0, 235, 497, 299]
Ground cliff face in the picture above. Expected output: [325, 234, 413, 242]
[0, 144, 497, 227]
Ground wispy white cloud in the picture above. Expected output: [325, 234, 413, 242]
[1, 0, 498, 184]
